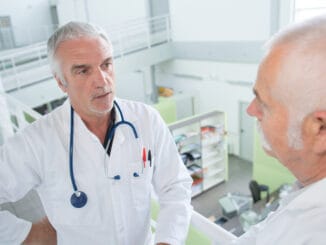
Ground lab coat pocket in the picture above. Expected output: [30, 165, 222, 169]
[129, 161, 151, 210]
[46, 173, 102, 226]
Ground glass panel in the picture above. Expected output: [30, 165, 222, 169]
[294, 0, 326, 22]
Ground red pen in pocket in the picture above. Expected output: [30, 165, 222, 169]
[142, 147, 146, 168]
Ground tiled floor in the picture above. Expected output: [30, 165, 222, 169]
[191, 154, 253, 220]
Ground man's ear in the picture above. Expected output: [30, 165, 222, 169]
[310, 111, 326, 154]
[55, 75, 68, 93]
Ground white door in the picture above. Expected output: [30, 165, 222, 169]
[239, 102, 254, 162]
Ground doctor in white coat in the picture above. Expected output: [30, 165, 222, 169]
[0, 22, 193, 245]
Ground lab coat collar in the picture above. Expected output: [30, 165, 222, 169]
[281, 177, 326, 211]
[111, 97, 139, 146]
[113, 97, 138, 123]
[61, 98, 139, 147]
[61, 97, 138, 123]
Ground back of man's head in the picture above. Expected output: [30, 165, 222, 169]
[263, 15, 326, 149]
[264, 15, 326, 112]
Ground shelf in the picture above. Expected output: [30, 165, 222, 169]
[180, 143, 201, 154]
[203, 178, 224, 190]
[202, 157, 224, 168]
[201, 150, 218, 159]
[202, 153, 223, 161]
[202, 139, 223, 147]
[202, 160, 219, 168]
[169, 110, 228, 198]
[174, 133, 201, 144]
[187, 164, 203, 175]
[203, 167, 224, 178]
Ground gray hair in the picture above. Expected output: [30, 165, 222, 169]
[47, 21, 113, 83]
[262, 15, 326, 149]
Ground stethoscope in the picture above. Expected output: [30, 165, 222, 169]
[69, 100, 139, 208]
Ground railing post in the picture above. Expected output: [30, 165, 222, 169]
[0, 15, 172, 95]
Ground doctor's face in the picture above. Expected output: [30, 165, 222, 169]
[55, 36, 115, 118]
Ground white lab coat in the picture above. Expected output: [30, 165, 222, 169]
[0, 98, 193, 245]
[234, 177, 326, 245]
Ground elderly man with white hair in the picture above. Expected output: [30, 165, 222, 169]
[234, 15, 326, 244]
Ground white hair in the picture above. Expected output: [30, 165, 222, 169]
[262, 15, 326, 149]
[47, 21, 113, 85]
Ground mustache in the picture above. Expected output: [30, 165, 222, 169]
[256, 121, 272, 151]
[91, 87, 111, 99]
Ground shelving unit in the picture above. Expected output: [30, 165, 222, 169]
[169, 110, 228, 197]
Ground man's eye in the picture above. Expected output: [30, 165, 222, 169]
[103, 62, 112, 70]
[78, 69, 88, 74]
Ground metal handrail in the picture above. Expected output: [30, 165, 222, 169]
[150, 208, 236, 244]
[0, 42, 47, 62]
[191, 210, 236, 244]
[0, 15, 171, 138]
[0, 24, 58, 51]
[0, 92, 41, 135]
[0, 15, 171, 93]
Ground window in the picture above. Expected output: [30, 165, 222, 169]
[294, 0, 326, 22]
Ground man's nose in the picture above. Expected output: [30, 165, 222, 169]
[93, 69, 108, 87]
[247, 99, 256, 117]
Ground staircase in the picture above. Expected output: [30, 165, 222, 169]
[0, 15, 173, 104]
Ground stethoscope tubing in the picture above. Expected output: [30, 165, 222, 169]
[108, 101, 138, 140]
[69, 106, 78, 192]
[69, 100, 139, 208]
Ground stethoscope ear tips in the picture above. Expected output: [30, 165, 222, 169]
[71, 191, 88, 208]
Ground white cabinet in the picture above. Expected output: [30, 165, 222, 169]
[169, 111, 228, 197]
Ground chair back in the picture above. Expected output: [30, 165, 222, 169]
[249, 180, 261, 203]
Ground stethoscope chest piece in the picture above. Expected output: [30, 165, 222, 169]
[70, 191, 88, 208]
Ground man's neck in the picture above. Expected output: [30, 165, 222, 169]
[82, 112, 112, 144]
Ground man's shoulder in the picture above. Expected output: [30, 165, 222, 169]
[18, 100, 68, 136]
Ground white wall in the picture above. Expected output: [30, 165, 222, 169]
[169, 0, 271, 41]
[0, 0, 295, 46]
[0, 0, 53, 46]
[115, 71, 147, 103]
[56, 0, 149, 27]
[156, 59, 258, 155]
[56, 0, 79, 24]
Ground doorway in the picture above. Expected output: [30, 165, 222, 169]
[239, 102, 254, 162]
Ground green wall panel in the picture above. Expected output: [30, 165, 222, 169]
[152, 97, 177, 124]
[253, 128, 296, 192]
